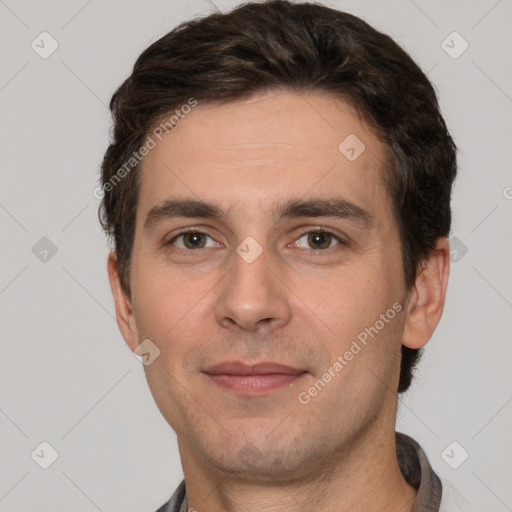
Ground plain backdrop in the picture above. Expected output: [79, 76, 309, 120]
[1, 0, 511, 511]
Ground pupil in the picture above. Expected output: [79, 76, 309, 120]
[309, 232, 330, 249]
[185, 233, 205, 249]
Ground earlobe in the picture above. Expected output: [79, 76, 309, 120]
[401, 237, 450, 350]
[107, 252, 139, 352]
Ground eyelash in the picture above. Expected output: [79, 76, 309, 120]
[166, 227, 347, 255]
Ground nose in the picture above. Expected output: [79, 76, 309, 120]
[214, 244, 292, 333]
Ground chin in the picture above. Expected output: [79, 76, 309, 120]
[196, 432, 316, 481]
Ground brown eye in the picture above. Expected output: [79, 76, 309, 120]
[307, 232, 333, 250]
[170, 231, 217, 250]
[294, 230, 342, 251]
[182, 232, 207, 249]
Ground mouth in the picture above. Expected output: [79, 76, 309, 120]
[203, 361, 308, 394]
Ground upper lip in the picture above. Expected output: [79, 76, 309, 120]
[204, 361, 306, 375]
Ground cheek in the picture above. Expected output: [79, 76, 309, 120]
[296, 264, 391, 332]
[293, 262, 404, 375]
[132, 258, 212, 339]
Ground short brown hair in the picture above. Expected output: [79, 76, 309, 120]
[99, 0, 457, 393]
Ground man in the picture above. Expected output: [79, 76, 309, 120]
[98, 1, 474, 510]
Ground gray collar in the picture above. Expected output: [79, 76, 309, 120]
[396, 432, 443, 511]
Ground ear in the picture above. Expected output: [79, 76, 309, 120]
[402, 237, 450, 350]
[107, 252, 139, 352]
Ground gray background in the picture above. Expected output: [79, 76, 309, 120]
[0, 0, 511, 510]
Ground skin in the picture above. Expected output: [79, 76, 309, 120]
[108, 90, 450, 512]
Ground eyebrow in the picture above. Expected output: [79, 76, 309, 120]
[143, 197, 374, 231]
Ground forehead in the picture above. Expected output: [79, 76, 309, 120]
[136, 90, 391, 228]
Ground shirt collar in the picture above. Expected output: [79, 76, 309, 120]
[396, 432, 443, 511]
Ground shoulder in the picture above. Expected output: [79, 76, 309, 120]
[154, 480, 186, 512]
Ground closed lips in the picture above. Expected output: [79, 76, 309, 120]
[204, 362, 306, 375]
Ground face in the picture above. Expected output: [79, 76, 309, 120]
[112, 90, 413, 480]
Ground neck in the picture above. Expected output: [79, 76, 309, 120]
[178, 418, 417, 512]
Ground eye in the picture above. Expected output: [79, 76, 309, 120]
[292, 229, 344, 251]
[169, 231, 219, 250]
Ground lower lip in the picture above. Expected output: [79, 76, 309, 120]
[206, 373, 306, 394]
